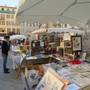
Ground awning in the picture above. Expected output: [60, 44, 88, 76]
[15, 0, 90, 29]
[10, 35, 27, 40]
[31, 29, 46, 34]
[48, 28, 85, 35]
[31, 28, 85, 35]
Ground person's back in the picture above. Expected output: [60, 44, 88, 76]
[2, 40, 10, 55]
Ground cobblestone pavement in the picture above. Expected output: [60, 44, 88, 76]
[0, 50, 24, 90]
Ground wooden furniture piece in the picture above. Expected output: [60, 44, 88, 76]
[31, 40, 45, 56]
[12, 53, 26, 78]
[14, 61, 25, 78]
[25, 55, 51, 67]
[21, 64, 44, 90]
[21, 68, 68, 90]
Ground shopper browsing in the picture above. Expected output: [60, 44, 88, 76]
[1, 35, 10, 74]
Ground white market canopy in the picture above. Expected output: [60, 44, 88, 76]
[10, 35, 27, 40]
[15, 0, 90, 28]
[31, 28, 85, 35]
[0, 35, 27, 40]
[31, 28, 46, 34]
[48, 28, 85, 35]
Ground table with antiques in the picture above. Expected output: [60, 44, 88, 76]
[21, 54, 90, 90]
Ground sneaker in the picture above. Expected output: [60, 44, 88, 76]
[4, 70, 10, 74]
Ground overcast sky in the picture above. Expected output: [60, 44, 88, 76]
[0, 0, 19, 7]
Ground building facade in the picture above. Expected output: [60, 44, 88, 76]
[20, 22, 40, 36]
[0, 5, 79, 37]
[0, 5, 21, 36]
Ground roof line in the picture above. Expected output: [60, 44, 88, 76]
[0, 5, 17, 8]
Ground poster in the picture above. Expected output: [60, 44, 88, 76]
[40, 42, 44, 47]
[71, 36, 82, 52]
[36, 68, 68, 90]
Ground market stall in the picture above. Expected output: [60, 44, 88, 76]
[10, 35, 90, 90]
[20, 54, 90, 90]
[31, 28, 84, 59]
[10, 35, 31, 77]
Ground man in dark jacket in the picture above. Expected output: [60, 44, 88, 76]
[1, 35, 10, 73]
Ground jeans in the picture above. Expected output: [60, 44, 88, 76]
[2, 54, 8, 71]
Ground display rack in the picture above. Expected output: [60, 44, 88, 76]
[31, 40, 45, 56]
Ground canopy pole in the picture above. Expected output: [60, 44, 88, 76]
[17, 0, 44, 16]
[85, 19, 90, 39]
[76, 1, 90, 4]
[84, 25, 88, 40]
[59, 0, 77, 16]
[86, 25, 88, 40]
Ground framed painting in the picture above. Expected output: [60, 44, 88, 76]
[36, 68, 68, 90]
[71, 35, 82, 52]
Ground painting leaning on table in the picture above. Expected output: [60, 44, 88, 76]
[36, 68, 68, 90]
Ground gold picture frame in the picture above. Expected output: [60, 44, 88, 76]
[36, 68, 68, 90]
